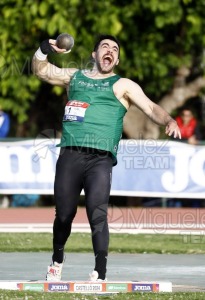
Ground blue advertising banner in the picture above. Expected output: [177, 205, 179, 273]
[113, 140, 205, 198]
[0, 138, 205, 198]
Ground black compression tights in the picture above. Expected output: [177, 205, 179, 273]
[52, 147, 113, 277]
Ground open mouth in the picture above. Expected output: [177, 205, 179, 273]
[102, 55, 113, 66]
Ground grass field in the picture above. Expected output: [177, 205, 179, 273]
[0, 232, 205, 253]
[1, 290, 205, 299]
[0, 232, 204, 299]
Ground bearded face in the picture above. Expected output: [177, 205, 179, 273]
[92, 39, 119, 74]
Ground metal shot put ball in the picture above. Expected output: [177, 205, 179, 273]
[56, 33, 74, 53]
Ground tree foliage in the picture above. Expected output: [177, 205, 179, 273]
[0, 0, 205, 136]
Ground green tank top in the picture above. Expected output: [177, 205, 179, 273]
[58, 70, 127, 164]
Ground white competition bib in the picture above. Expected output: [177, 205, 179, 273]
[63, 100, 90, 122]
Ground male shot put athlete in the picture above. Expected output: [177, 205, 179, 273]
[32, 34, 181, 282]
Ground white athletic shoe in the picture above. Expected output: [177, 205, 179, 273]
[46, 261, 63, 282]
[89, 270, 107, 282]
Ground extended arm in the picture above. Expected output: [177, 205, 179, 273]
[124, 79, 181, 139]
[32, 39, 77, 87]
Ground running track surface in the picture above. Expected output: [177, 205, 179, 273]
[0, 207, 205, 234]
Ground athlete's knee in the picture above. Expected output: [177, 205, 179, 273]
[56, 210, 77, 225]
[88, 204, 108, 226]
[89, 210, 108, 236]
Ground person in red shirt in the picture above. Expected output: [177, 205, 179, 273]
[168, 107, 202, 208]
[175, 108, 201, 145]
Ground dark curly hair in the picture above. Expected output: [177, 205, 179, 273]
[93, 34, 120, 57]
